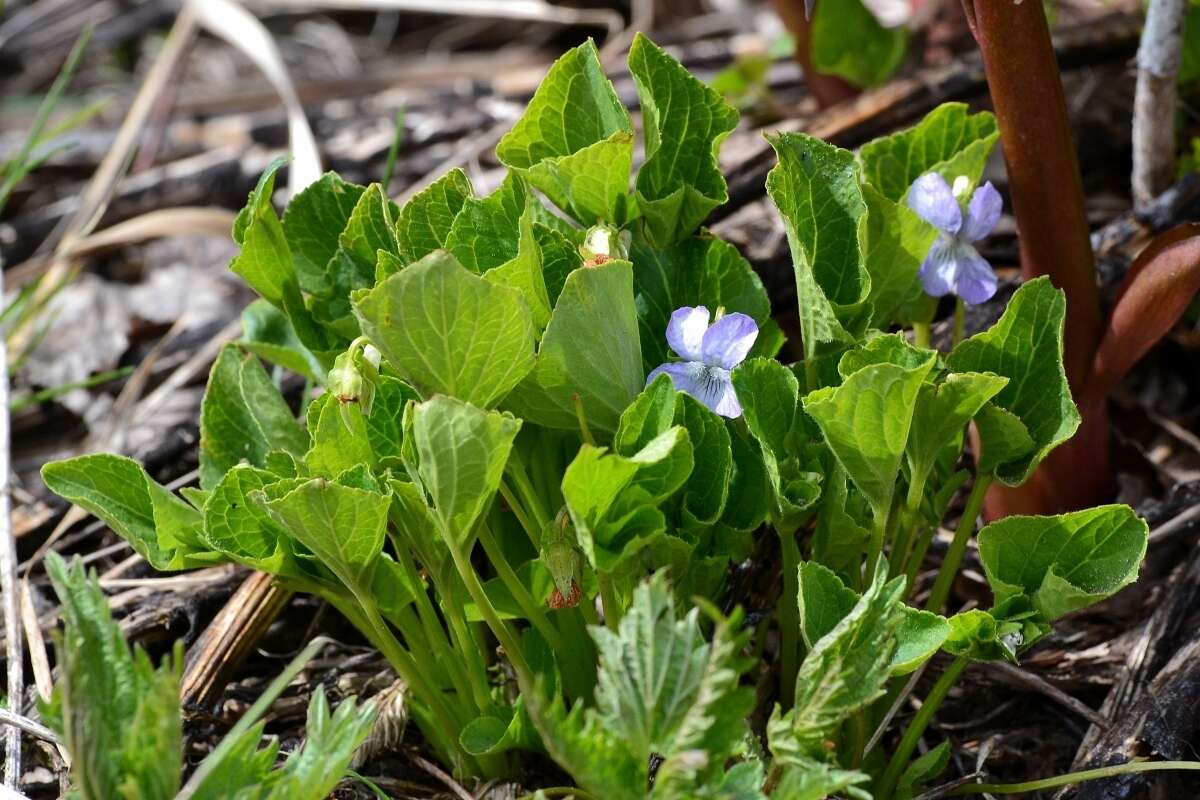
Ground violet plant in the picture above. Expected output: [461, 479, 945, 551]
[37, 34, 1168, 799]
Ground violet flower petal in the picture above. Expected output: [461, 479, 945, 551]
[953, 246, 998, 305]
[917, 236, 959, 297]
[907, 173, 962, 235]
[959, 181, 1002, 242]
[646, 361, 742, 418]
[700, 312, 758, 369]
[665, 306, 709, 362]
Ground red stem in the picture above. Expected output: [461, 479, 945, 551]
[770, 0, 859, 108]
[971, 1, 1101, 387]
[969, 1, 1110, 516]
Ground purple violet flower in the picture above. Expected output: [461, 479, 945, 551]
[907, 173, 1003, 305]
[647, 306, 758, 419]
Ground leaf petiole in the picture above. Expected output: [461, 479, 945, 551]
[875, 655, 969, 800]
[925, 474, 992, 613]
[945, 760, 1200, 796]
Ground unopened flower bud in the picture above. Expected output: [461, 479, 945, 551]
[543, 539, 581, 605]
[327, 338, 381, 430]
[580, 224, 630, 266]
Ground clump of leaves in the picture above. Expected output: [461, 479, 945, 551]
[38, 30, 1155, 799]
[40, 553, 375, 800]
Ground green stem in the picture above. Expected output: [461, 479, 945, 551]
[577, 590, 600, 626]
[330, 593, 471, 772]
[864, 506, 891, 583]
[876, 656, 969, 800]
[952, 298, 966, 347]
[597, 571, 621, 632]
[477, 522, 567, 654]
[391, 546, 488, 715]
[440, 575, 495, 711]
[572, 392, 596, 446]
[925, 475, 992, 612]
[946, 760, 1200, 796]
[506, 455, 552, 532]
[778, 526, 803, 706]
[446, 537, 534, 692]
[499, 479, 541, 550]
[890, 469, 929, 586]
[912, 321, 931, 349]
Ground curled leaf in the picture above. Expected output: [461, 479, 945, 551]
[1090, 224, 1200, 396]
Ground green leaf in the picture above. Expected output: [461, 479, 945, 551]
[629, 34, 739, 248]
[859, 103, 999, 203]
[525, 574, 753, 798]
[264, 479, 390, 597]
[233, 156, 288, 245]
[837, 331, 932, 377]
[460, 700, 541, 757]
[973, 403, 1036, 478]
[43, 554, 183, 800]
[797, 562, 948, 676]
[766, 132, 870, 350]
[943, 609, 1022, 663]
[897, 741, 951, 800]
[802, 354, 935, 520]
[304, 392, 375, 477]
[363, 375, 421, 465]
[199, 345, 310, 490]
[769, 568, 904, 766]
[260, 690, 376, 800]
[394, 168, 473, 268]
[324, 183, 401, 317]
[732, 358, 820, 529]
[773, 764, 871, 800]
[204, 466, 297, 575]
[862, 184, 937, 327]
[811, 466, 871, 580]
[445, 172, 527, 273]
[483, 205, 553, 331]
[496, 39, 634, 226]
[504, 260, 643, 434]
[536, 221, 585, 305]
[240, 299, 325, 382]
[978, 505, 1149, 622]
[563, 428, 692, 572]
[631, 232, 780, 373]
[906, 371, 1009, 490]
[352, 250, 536, 408]
[673, 393, 733, 525]
[280, 172, 366, 295]
[946, 277, 1080, 485]
[41, 454, 215, 571]
[721, 425, 771, 532]
[411, 395, 522, 544]
[614, 376, 732, 526]
[232, 163, 303, 307]
[810, 0, 907, 87]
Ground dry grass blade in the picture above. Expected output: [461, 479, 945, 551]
[7, 207, 237, 290]
[14, 7, 200, 367]
[247, 0, 623, 40]
[190, 0, 322, 195]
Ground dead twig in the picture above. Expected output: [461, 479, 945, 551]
[979, 661, 1109, 729]
[1132, 0, 1188, 207]
[0, 709, 58, 747]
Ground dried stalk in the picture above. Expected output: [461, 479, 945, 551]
[0, 256, 17, 786]
[1132, 0, 1188, 208]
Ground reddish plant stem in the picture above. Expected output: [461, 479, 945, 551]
[770, 0, 858, 108]
[969, 0, 1101, 387]
[967, 1, 1110, 516]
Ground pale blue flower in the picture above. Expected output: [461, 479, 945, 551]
[647, 306, 758, 418]
[907, 173, 1002, 305]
